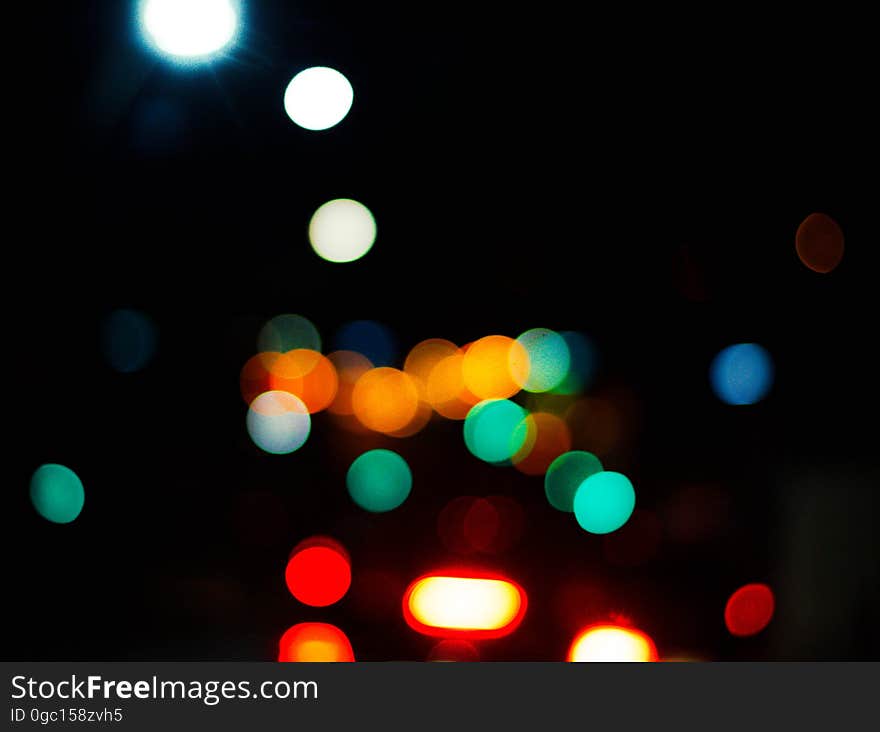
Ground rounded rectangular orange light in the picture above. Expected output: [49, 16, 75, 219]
[402, 571, 527, 639]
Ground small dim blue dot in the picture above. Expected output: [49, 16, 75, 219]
[102, 309, 158, 373]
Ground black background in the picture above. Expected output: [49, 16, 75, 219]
[8, 1, 879, 660]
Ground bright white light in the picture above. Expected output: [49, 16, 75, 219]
[284, 67, 354, 131]
[140, 0, 238, 60]
[309, 199, 376, 263]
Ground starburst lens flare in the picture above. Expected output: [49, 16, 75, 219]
[710, 343, 774, 406]
[568, 625, 658, 662]
[285, 537, 351, 607]
[346, 449, 412, 512]
[725, 583, 775, 637]
[517, 328, 570, 393]
[309, 199, 376, 263]
[246, 391, 310, 454]
[284, 67, 354, 131]
[403, 573, 527, 638]
[257, 314, 321, 354]
[278, 623, 354, 662]
[102, 308, 158, 373]
[30, 464, 85, 524]
[140, 0, 238, 60]
[464, 400, 529, 464]
[573, 471, 635, 534]
[796, 212, 844, 273]
[544, 450, 603, 512]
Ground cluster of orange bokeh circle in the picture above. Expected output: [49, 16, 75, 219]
[241, 326, 589, 474]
